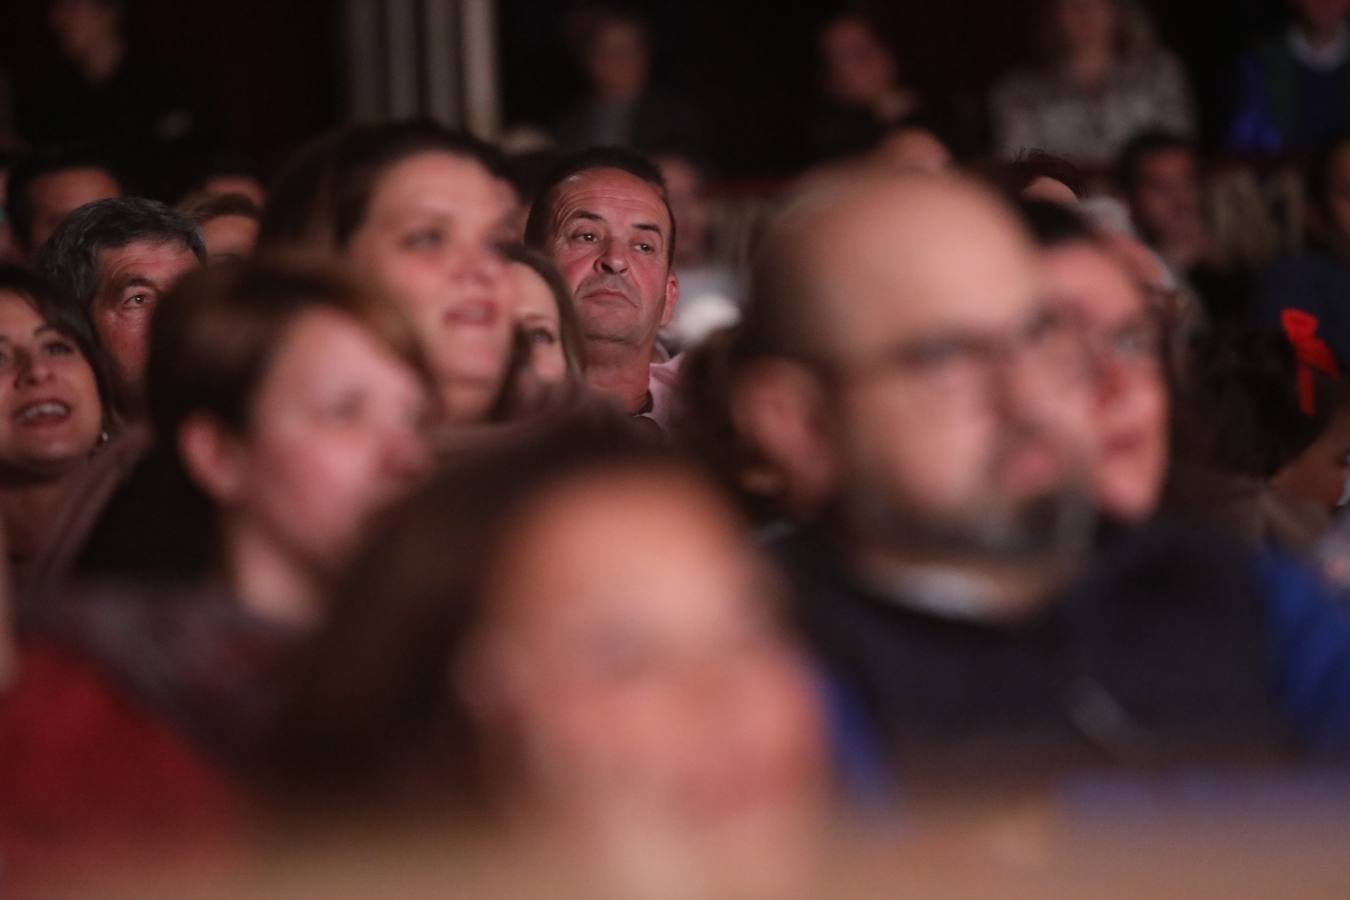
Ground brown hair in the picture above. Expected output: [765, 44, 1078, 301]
[146, 261, 432, 443]
[178, 191, 263, 227]
[501, 244, 585, 380]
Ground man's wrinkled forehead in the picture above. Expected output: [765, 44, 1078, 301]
[548, 168, 672, 237]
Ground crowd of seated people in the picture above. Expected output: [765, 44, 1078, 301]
[6, 1, 1350, 896]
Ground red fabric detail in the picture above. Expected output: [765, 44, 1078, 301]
[0, 642, 241, 894]
[1281, 309, 1341, 416]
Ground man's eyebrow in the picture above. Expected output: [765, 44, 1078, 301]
[566, 210, 605, 223]
[110, 275, 158, 291]
[633, 223, 663, 236]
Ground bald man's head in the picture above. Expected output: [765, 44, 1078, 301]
[735, 172, 1095, 564]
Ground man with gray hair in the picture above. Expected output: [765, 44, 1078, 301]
[37, 197, 203, 413]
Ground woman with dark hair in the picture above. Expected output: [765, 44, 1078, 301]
[990, 0, 1194, 167]
[259, 120, 518, 428]
[36, 261, 435, 766]
[267, 415, 830, 892]
[0, 265, 113, 590]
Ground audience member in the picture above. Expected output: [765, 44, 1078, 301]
[35, 263, 433, 767]
[269, 415, 830, 894]
[499, 244, 585, 416]
[1116, 130, 1253, 323]
[14, 0, 213, 193]
[555, 9, 700, 154]
[260, 120, 517, 427]
[525, 147, 683, 431]
[1228, 0, 1350, 153]
[0, 150, 17, 263]
[180, 192, 261, 263]
[1020, 200, 1170, 522]
[733, 170, 1350, 775]
[991, 0, 1194, 167]
[652, 151, 745, 349]
[35, 197, 203, 415]
[0, 267, 113, 592]
[868, 118, 955, 175]
[4, 146, 123, 261]
[806, 14, 924, 164]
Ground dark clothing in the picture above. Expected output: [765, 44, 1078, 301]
[1253, 250, 1350, 368]
[1228, 36, 1350, 153]
[773, 522, 1312, 780]
[14, 56, 215, 195]
[554, 92, 701, 155]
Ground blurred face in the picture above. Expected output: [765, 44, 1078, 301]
[92, 239, 200, 401]
[49, 0, 120, 62]
[1322, 144, 1350, 246]
[468, 470, 827, 848]
[1292, 0, 1350, 37]
[199, 175, 266, 207]
[509, 263, 567, 386]
[654, 155, 710, 268]
[208, 309, 431, 576]
[1042, 242, 1168, 521]
[585, 19, 649, 101]
[200, 214, 259, 263]
[799, 180, 1095, 558]
[1056, 0, 1118, 56]
[348, 151, 514, 424]
[26, 167, 121, 254]
[0, 292, 102, 478]
[821, 16, 897, 105]
[1129, 148, 1202, 247]
[548, 168, 677, 352]
[1274, 407, 1350, 513]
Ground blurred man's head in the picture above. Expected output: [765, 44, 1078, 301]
[580, 10, 650, 103]
[36, 198, 204, 409]
[5, 148, 123, 259]
[1116, 131, 1203, 251]
[49, 0, 124, 68]
[526, 148, 678, 356]
[652, 152, 711, 268]
[736, 173, 1095, 570]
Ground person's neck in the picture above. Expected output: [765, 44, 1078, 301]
[0, 471, 79, 569]
[584, 340, 654, 414]
[441, 378, 499, 427]
[75, 35, 125, 83]
[222, 523, 322, 631]
[1066, 46, 1114, 89]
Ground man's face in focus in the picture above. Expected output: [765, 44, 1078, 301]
[92, 239, 201, 401]
[795, 178, 1096, 558]
[548, 168, 677, 351]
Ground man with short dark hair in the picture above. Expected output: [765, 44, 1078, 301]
[4, 147, 123, 260]
[526, 147, 683, 430]
[36, 197, 203, 411]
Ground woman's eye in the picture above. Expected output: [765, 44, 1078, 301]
[403, 229, 443, 249]
[43, 340, 75, 357]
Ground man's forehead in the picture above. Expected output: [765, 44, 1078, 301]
[98, 240, 197, 279]
[553, 169, 670, 226]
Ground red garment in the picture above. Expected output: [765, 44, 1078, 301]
[0, 641, 239, 894]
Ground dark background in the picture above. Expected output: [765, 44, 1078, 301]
[0, 0, 1305, 180]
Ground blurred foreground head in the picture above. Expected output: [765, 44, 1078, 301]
[260, 120, 517, 425]
[271, 415, 828, 877]
[734, 172, 1097, 595]
[148, 262, 434, 625]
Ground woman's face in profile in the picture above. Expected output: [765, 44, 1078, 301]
[508, 262, 568, 387]
[0, 290, 102, 478]
[463, 469, 828, 849]
[211, 309, 432, 575]
[347, 151, 516, 423]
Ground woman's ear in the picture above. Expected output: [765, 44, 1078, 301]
[177, 412, 246, 505]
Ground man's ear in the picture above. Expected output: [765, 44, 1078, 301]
[731, 359, 839, 514]
[177, 412, 246, 506]
[659, 270, 679, 328]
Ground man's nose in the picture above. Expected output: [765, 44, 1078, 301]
[596, 238, 630, 275]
